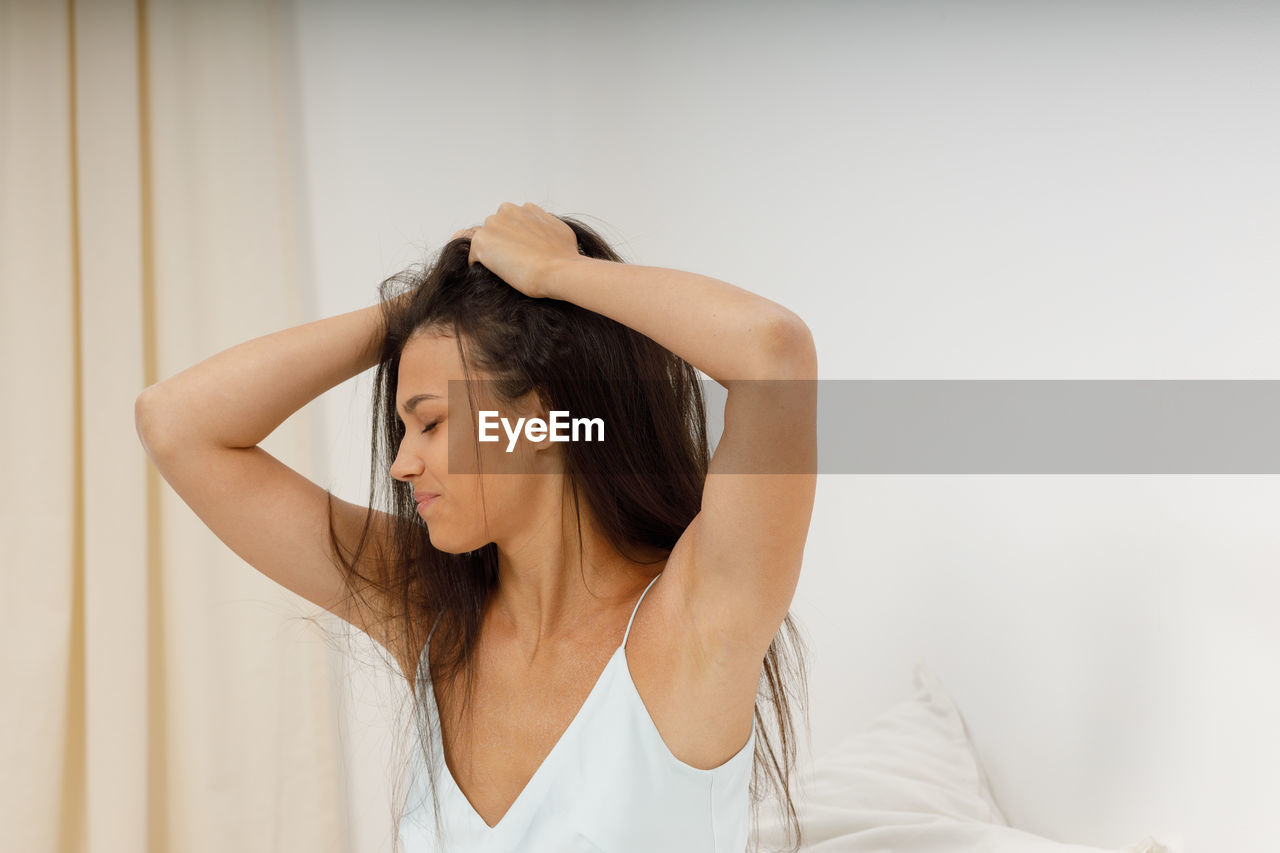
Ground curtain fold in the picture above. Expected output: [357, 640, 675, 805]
[1, 1, 350, 851]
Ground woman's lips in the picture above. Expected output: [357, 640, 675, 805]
[415, 493, 441, 510]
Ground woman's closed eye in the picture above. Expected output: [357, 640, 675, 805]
[421, 420, 440, 434]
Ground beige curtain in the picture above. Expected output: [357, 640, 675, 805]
[1, 1, 351, 851]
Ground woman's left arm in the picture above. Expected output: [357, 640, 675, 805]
[542, 253, 816, 384]
[540, 240, 818, 670]
[463, 201, 813, 382]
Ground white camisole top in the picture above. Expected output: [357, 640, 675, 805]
[397, 571, 757, 852]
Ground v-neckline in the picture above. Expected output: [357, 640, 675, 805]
[423, 632, 627, 833]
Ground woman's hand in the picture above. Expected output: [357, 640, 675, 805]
[462, 202, 582, 298]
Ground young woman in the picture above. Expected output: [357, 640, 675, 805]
[135, 202, 817, 852]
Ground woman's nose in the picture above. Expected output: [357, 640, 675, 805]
[391, 446, 423, 481]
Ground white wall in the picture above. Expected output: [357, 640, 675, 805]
[288, 1, 1279, 851]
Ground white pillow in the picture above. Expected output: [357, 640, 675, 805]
[752, 660, 1174, 853]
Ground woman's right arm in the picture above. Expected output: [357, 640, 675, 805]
[134, 293, 419, 683]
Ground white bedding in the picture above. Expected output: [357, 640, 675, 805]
[751, 661, 1176, 853]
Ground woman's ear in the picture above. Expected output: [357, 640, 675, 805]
[517, 385, 554, 423]
[537, 386, 557, 420]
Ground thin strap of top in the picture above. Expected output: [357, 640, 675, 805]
[622, 572, 662, 650]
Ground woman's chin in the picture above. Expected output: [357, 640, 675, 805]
[426, 528, 477, 556]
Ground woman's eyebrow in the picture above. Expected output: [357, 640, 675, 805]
[397, 392, 441, 416]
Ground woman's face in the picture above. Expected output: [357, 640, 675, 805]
[389, 330, 553, 553]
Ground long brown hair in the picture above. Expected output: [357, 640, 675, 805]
[325, 214, 810, 851]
